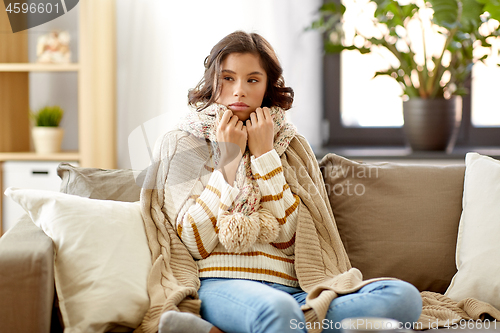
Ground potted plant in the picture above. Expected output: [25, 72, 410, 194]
[310, 0, 500, 150]
[30, 106, 65, 154]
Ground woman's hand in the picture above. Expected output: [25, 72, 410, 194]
[217, 109, 247, 157]
[216, 109, 247, 184]
[246, 107, 274, 158]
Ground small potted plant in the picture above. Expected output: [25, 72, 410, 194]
[30, 106, 65, 154]
[310, 0, 500, 150]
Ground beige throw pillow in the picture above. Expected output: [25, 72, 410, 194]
[445, 153, 500, 309]
[319, 154, 465, 293]
[57, 163, 141, 202]
[5, 188, 151, 333]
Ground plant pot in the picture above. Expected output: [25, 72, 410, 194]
[32, 127, 64, 154]
[402, 96, 462, 151]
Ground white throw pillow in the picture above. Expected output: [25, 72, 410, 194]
[5, 188, 151, 333]
[445, 153, 500, 309]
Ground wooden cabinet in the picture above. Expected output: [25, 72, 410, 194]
[0, 0, 117, 235]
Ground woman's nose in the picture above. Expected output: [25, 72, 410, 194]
[233, 81, 246, 97]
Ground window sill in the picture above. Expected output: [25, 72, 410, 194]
[315, 145, 500, 162]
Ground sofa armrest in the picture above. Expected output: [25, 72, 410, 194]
[0, 214, 55, 333]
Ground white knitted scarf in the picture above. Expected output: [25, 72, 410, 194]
[177, 103, 297, 252]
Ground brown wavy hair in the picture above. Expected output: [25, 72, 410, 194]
[188, 31, 294, 111]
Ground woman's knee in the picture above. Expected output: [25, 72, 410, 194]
[382, 280, 422, 324]
[253, 293, 305, 332]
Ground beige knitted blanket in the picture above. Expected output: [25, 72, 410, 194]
[137, 129, 500, 333]
[418, 292, 500, 329]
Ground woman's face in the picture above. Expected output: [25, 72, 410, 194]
[215, 52, 268, 121]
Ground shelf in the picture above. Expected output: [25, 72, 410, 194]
[0, 151, 80, 161]
[0, 63, 79, 72]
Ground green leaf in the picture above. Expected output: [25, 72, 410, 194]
[358, 46, 372, 54]
[374, 0, 394, 19]
[374, 69, 405, 83]
[461, 0, 485, 32]
[428, 0, 486, 32]
[477, 0, 500, 21]
[427, 0, 459, 27]
[372, 0, 391, 8]
[319, 1, 346, 15]
[324, 42, 365, 54]
[387, 1, 405, 26]
[454, 87, 469, 95]
[406, 86, 422, 98]
[374, 70, 392, 77]
[402, 4, 419, 18]
[309, 17, 325, 31]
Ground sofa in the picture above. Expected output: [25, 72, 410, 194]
[1, 152, 500, 333]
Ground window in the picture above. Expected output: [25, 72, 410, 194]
[341, 50, 403, 128]
[323, 0, 500, 147]
[472, 56, 500, 127]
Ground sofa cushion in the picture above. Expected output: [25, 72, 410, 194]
[445, 153, 500, 309]
[5, 188, 151, 333]
[57, 162, 141, 202]
[318, 154, 465, 293]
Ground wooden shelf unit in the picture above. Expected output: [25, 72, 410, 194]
[0, 0, 116, 168]
[0, 152, 80, 162]
[0, 63, 80, 72]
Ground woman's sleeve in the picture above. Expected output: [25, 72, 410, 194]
[251, 149, 299, 253]
[173, 170, 240, 259]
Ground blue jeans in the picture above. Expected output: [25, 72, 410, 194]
[198, 278, 422, 333]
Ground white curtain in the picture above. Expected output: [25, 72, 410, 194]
[116, 0, 323, 170]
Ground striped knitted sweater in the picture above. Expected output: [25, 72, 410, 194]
[169, 148, 300, 286]
[168, 103, 300, 286]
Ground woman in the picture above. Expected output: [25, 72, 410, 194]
[139, 31, 422, 333]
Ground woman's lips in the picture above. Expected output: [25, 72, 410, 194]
[229, 102, 249, 111]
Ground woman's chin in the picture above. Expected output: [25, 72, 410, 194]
[231, 111, 252, 122]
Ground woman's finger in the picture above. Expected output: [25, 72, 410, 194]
[236, 120, 244, 130]
[249, 112, 257, 126]
[220, 109, 234, 125]
[255, 107, 264, 122]
[228, 115, 239, 127]
[262, 107, 271, 120]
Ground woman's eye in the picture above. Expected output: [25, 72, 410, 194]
[223, 76, 233, 81]
[248, 79, 258, 83]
